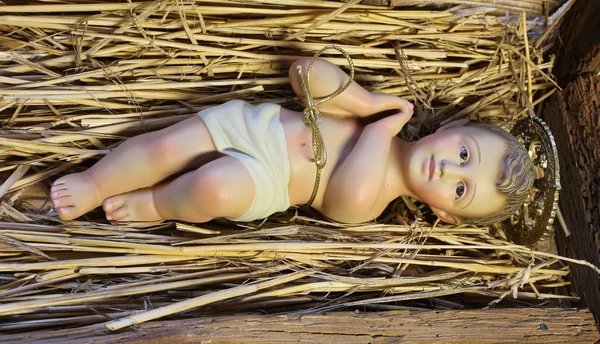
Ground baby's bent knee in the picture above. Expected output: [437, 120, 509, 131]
[188, 166, 254, 219]
[145, 135, 184, 165]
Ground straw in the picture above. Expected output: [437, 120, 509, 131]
[0, 0, 586, 333]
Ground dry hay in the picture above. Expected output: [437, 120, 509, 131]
[0, 0, 594, 333]
[377, 0, 566, 16]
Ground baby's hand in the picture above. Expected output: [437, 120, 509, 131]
[371, 93, 414, 116]
[370, 95, 414, 136]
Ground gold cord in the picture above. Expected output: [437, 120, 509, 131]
[296, 45, 355, 207]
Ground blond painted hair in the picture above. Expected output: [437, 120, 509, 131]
[461, 123, 535, 225]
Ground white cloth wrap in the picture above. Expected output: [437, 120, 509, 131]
[197, 100, 291, 222]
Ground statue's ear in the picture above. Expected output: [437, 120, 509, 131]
[431, 207, 463, 225]
[436, 119, 470, 133]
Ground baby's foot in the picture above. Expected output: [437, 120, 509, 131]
[51, 173, 102, 220]
[102, 188, 164, 223]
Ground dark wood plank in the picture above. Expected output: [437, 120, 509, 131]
[0, 308, 597, 344]
[544, 74, 600, 327]
[543, 0, 600, 329]
[552, 0, 600, 85]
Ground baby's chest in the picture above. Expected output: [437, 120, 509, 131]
[320, 118, 361, 151]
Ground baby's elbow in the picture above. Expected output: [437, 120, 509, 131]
[289, 59, 311, 78]
[338, 215, 373, 225]
[325, 211, 372, 224]
[323, 195, 374, 224]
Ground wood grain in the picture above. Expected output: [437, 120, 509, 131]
[543, 0, 600, 329]
[0, 308, 597, 344]
[544, 75, 600, 328]
[552, 0, 600, 85]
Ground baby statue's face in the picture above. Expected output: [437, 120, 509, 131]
[403, 124, 508, 223]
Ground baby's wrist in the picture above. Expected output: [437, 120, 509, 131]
[366, 121, 395, 137]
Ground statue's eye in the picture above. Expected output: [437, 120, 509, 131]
[455, 181, 466, 199]
[459, 146, 469, 165]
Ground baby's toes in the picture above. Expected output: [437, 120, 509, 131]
[50, 183, 68, 194]
[52, 195, 75, 208]
[52, 177, 69, 187]
[102, 196, 125, 214]
[55, 206, 73, 218]
[50, 189, 70, 199]
[103, 196, 128, 221]
[106, 206, 128, 222]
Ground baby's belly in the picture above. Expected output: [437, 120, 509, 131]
[279, 108, 361, 208]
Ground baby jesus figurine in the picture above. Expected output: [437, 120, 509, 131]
[50, 57, 534, 226]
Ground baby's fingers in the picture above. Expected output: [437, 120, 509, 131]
[396, 109, 413, 127]
[397, 97, 414, 115]
[371, 93, 414, 115]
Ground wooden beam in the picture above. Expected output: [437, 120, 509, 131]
[552, 0, 600, 85]
[544, 74, 600, 328]
[0, 308, 597, 343]
[543, 0, 600, 329]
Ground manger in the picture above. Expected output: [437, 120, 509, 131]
[0, 0, 598, 342]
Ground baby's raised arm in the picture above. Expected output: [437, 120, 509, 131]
[321, 109, 413, 223]
[289, 58, 410, 118]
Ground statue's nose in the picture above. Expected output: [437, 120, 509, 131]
[440, 160, 465, 180]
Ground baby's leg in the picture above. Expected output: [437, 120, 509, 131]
[51, 116, 219, 220]
[102, 156, 255, 223]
